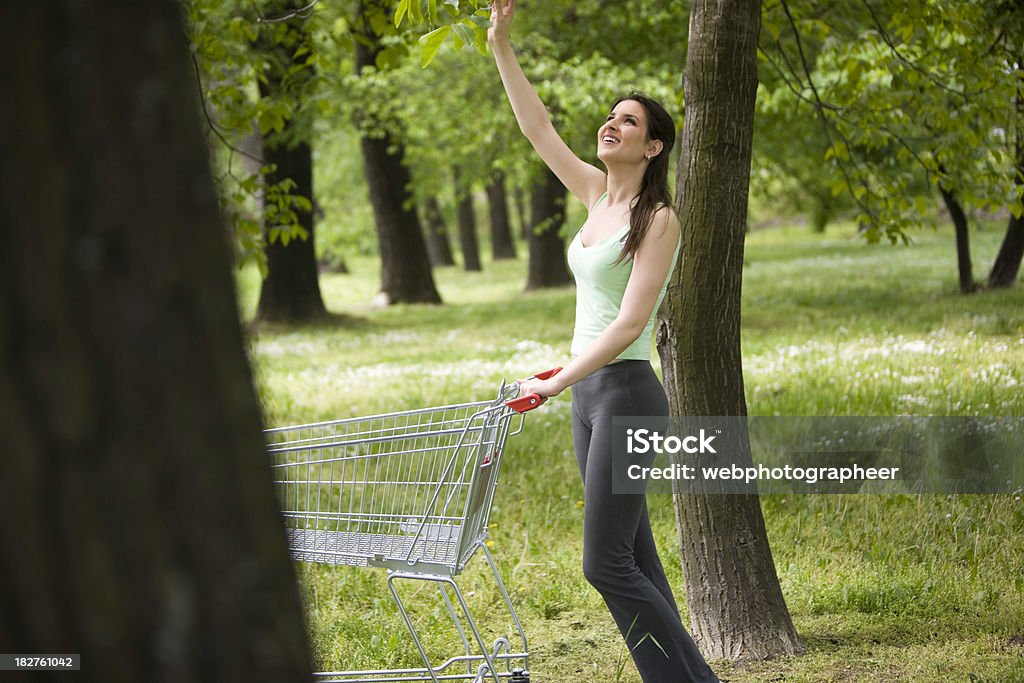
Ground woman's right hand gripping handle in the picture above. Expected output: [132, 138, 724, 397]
[505, 367, 562, 413]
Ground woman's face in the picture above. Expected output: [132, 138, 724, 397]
[597, 99, 660, 164]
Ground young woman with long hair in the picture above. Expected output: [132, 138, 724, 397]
[489, 1, 720, 682]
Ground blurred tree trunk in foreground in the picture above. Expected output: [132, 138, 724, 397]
[0, 2, 312, 681]
[525, 166, 571, 290]
[658, 0, 803, 661]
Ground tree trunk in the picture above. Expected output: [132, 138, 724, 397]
[514, 185, 530, 241]
[937, 184, 978, 293]
[0, 3, 311, 681]
[254, 6, 326, 322]
[423, 196, 456, 267]
[657, 0, 803, 661]
[525, 167, 572, 290]
[487, 172, 517, 260]
[988, 83, 1024, 289]
[355, 38, 441, 305]
[989, 213, 1024, 288]
[257, 137, 328, 320]
[454, 167, 482, 272]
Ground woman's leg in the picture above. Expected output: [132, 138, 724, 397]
[572, 362, 718, 683]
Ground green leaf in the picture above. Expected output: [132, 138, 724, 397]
[395, 0, 409, 27]
[914, 195, 929, 216]
[451, 22, 473, 51]
[368, 10, 390, 37]
[419, 25, 451, 68]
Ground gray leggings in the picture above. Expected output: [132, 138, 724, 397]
[571, 360, 719, 683]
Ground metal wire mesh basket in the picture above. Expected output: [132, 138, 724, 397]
[266, 371, 559, 682]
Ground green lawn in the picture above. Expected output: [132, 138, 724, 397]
[240, 222, 1024, 682]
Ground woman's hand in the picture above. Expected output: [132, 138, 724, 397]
[517, 374, 564, 400]
[488, 0, 515, 45]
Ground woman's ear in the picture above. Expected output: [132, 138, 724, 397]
[647, 139, 664, 159]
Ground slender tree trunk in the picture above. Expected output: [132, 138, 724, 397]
[657, 0, 803, 661]
[988, 83, 1024, 289]
[937, 184, 978, 293]
[514, 185, 530, 241]
[0, 3, 311, 681]
[487, 172, 517, 260]
[990, 213, 1024, 288]
[254, 6, 326, 322]
[454, 167, 482, 272]
[525, 167, 572, 290]
[423, 196, 456, 267]
[354, 36, 441, 305]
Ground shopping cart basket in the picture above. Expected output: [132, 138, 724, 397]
[265, 369, 561, 683]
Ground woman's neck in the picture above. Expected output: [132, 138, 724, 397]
[604, 163, 646, 206]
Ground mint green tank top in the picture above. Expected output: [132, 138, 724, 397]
[566, 193, 680, 361]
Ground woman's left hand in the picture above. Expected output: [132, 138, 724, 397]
[517, 375, 564, 399]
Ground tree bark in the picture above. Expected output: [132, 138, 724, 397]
[657, 0, 803, 661]
[355, 36, 441, 305]
[454, 167, 482, 272]
[423, 196, 456, 267]
[257, 137, 328, 320]
[989, 213, 1024, 288]
[254, 6, 326, 322]
[937, 184, 978, 293]
[525, 166, 572, 290]
[487, 173, 517, 260]
[0, 3, 311, 681]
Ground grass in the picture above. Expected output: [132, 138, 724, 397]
[240, 221, 1024, 682]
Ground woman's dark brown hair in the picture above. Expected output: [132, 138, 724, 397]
[612, 91, 676, 263]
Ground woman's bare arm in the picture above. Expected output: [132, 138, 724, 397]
[488, 0, 605, 208]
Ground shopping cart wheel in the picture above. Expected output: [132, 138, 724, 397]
[510, 668, 530, 682]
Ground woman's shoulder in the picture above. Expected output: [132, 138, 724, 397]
[646, 204, 680, 239]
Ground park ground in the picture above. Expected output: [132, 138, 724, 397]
[239, 222, 1024, 683]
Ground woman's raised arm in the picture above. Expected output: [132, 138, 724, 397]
[488, 0, 605, 208]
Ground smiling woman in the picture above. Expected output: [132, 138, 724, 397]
[486, 2, 717, 682]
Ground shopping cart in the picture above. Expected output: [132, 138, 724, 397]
[265, 369, 561, 683]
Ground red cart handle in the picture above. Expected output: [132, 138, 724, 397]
[504, 367, 563, 413]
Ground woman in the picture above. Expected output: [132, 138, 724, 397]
[489, 2, 720, 682]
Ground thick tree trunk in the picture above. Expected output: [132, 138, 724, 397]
[254, 8, 326, 322]
[937, 184, 978, 293]
[487, 173, 517, 260]
[454, 168, 482, 272]
[355, 38, 441, 305]
[988, 84, 1024, 289]
[525, 167, 572, 290]
[423, 196, 456, 267]
[0, 3, 311, 681]
[257, 137, 328, 320]
[657, 0, 803, 661]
